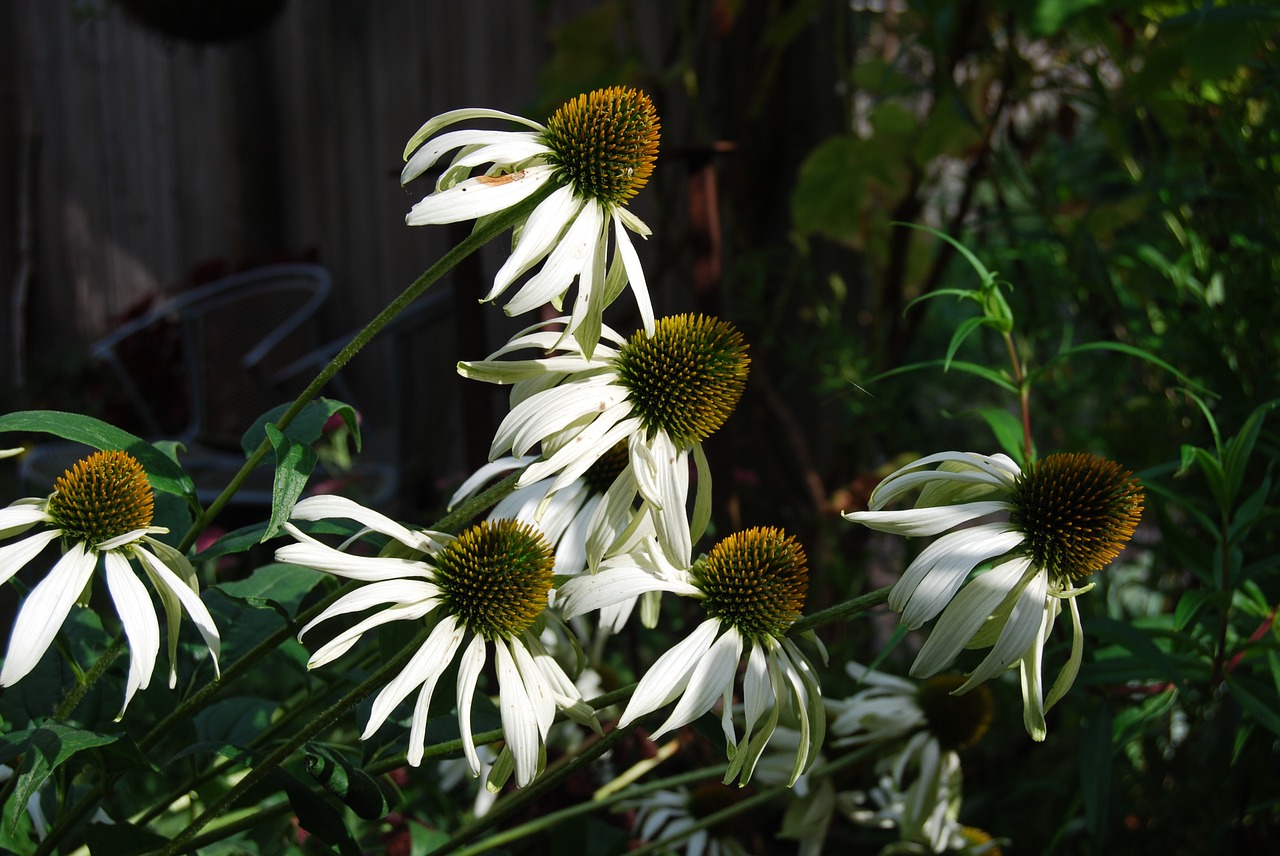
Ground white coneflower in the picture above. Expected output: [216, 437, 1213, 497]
[402, 87, 660, 356]
[460, 313, 749, 569]
[276, 496, 599, 787]
[559, 527, 824, 786]
[844, 451, 1143, 739]
[0, 450, 220, 716]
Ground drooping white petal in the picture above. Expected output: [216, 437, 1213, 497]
[489, 185, 583, 298]
[504, 201, 606, 316]
[132, 545, 222, 676]
[302, 584, 442, 667]
[909, 557, 1032, 678]
[497, 639, 546, 787]
[844, 500, 1011, 537]
[0, 543, 97, 686]
[364, 614, 465, 743]
[740, 640, 772, 749]
[0, 528, 60, 586]
[650, 625, 743, 739]
[291, 495, 443, 552]
[456, 633, 489, 776]
[867, 451, 1020, 509]
[959, 564, 1048, 690]
[1019, 606, 1053, 742]
[402, 128, 544, 183]
[406, 166, 554, 226]
[402, 107, 546, 163]
[557, 565, 700, 619]
[891, 524, 1025, 627]
[635, 433, 691, 568]
[448, 456, 533, 511]
[499, 381, 629, 460]
[620, 618, 721, 727]
[276, 525, 432, 582]
[520, 410, 639, 490]
[613, 210, 655, 336]
[1043, 594, 1082, 714]
[103, 551, 160, 716]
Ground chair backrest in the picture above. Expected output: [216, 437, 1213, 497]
[92, 263, 332, 450]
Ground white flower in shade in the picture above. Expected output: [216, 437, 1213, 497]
[276, 496, 599, 788]
[559, 527, 824, 786]
[460, 313, 749, 569]
[447, 443, 639, 579]
[402, 87, 660, 356]
[840, 744, 970, 855]
[625, 784, 750, 856]
[0, 451, 221, 716]
[843, 451, 1143, 740]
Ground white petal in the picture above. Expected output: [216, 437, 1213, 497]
[406, 167, 553, 226]
[504, 201, 606, 316]
[489, 185, 583, 297]
[291, 495, 441, 552]
[613, 210, 655, 334]
[0, 529, 60, 586]
[103, 552, 159, 716]
[520, 410, 639, 490]
[456, 634, 488, 776]
[638, 434, 691, 568]
[557, 565, 700, 619]
[868, 451, 1019, 508]
[891, 524, 1024, 627]
[403, 108, 545, 161]
[402, 128, 541, 182]
[276, 527, 432, 582]
[650, 626, 743, 739]
[0, 543, 96, 686]
[503, 382, 629, 460]
[448, 457, 531, 510]
[741, 640, 771, 746]
[620, 619, 721, 726]
[497, 640, 545, 786]
[960, 564, 1048, 689]
[1044, 594, 1083, 712]
[844, 500, 1011, 537]
[0, 502, 52, 540]
[364, 614, 464, 742]
[909, 557, 1032, 678]
[302, 583, 441, 666]
[132, 545, 222, 675]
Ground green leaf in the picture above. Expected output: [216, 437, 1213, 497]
[217, 563, 326, 619]
[866, 359, 1018, 394]
[1043, 341, 1209, 395]
[942, 315, 989, 370]
[890, 221, 996, 287]
[193, 697, 279, 747]
[9, 725, 119, 827]
[1173, 589, 1213, 632]
[1085, 618, 1186, 689]
[240, 398, 361, 458]
[1222, 400, 1276, 505]
[0, 410, 195, 500]
[84, 822, 171, 855]
[305, 743, 391, 820]
[262, 424, 319, 543]
[1080, 702, 1113, 849]
[973, 407, 1028, 466]
[1227, 676, 1280, 739]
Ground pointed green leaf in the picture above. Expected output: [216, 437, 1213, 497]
[974, 407, 1028, 467]
[9, 726, 118, 827]
[261, 424, 319, 543]
[241, 399, 361, 457]
[0, 410, 195, 499]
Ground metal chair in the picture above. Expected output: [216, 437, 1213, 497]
[20, 264, 332, 505]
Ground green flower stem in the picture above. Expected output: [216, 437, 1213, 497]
[1002, 330, 1034, 461]
[452, 765, 726, 856]
[428, 726, 631, 856]
[176, 184, 556, 555]
[157, 621, 442, 856]
[787, 585, 892, 636]
[52, 636, 124, 721]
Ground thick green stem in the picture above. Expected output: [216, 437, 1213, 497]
[788, 585, 892, 636]
[52, 636, 124, 722]
[176, 185, 555, 554]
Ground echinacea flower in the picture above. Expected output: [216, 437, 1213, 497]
[843, 451, 1143, 739]
[559, 526, 824, 785]
[839, 745, 971, 856]
[402, 87, 660, 355]
[275, 496, 599, 787]
[460, 313, 749, 568]
[0, 450, 221, 715]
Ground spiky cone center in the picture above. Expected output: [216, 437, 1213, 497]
[917, 674, 994, 751]
[542, 87, 660, 205]
[614, 314, 749, 447]
[433, 520, 554, 640]
[46, 450, 154, 546]
[694, 527, 807, 640]
[1008, 452, 1144, 584]
[582, 439, 630, 496]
